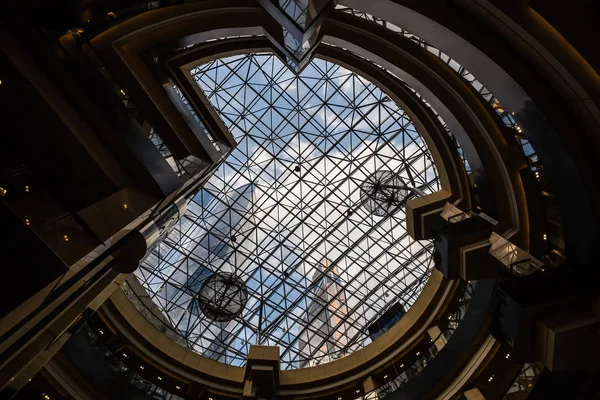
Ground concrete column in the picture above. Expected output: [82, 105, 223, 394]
[427, 325, 448, 352]
[362, 375, 376, 393]
[243, 345, 280, 399]
[0, 199, 186, 396]
[243, 379, 255, 397]
[464, 387, 486, 400]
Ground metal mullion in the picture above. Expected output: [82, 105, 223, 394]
[272, 172, 435, 337]
[253, 128, 422, 336]
[164, 54, 440, 365]
[312, 267, 429, 360]
[201, 54, 269, 103]
[308, 245, 433, 355]
[246, 121, 411, 332]
[261, 198, 404, 339]
[285, 243, 433, 362]
[297, 73, 380, 140]
[220, 97, 390, 252]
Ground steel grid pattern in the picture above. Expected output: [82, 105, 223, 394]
[136, 54, 439, 369]
[336, 6, 538, 170]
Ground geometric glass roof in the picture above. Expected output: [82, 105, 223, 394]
[135, 53, 439, 370]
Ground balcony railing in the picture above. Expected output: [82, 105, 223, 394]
[353, 282, 475, 400]
[488, 233, 544, 276]
[336, 5, 565, 269]
[502, 362, 544, 399]
[82, 325, 184, 400]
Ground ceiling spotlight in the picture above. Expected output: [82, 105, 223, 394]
[505, 354, 510, 359]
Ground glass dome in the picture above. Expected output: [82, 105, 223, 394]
[135, 54, 439, 369]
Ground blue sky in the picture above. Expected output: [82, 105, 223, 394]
[135, 53, 438, 369]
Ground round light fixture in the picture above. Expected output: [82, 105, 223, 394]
[197, 272, 248, 322]
[360, 170, 409, 217]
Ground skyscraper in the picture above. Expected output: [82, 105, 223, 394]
[298, 258, 352, 367]
[186, 183, 256, 363]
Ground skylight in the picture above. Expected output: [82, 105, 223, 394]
[135, 54, 439, 369]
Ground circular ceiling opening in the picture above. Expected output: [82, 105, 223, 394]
[135, 53, 439, 369]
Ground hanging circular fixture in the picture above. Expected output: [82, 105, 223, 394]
[360, 171, 409, 217]
[197, 272, 248, 322]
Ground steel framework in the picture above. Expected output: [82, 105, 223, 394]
[135, 54, 439, 369]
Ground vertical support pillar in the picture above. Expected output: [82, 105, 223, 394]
[428, 325, 448, 351]
[0, 255, 123, 396]
[464, 387, 486, 399]
[362, 375, 376, 393]
[243, 345, 280, 399]
[0, 199, 186, 397]
[243, 379, 255, 397]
